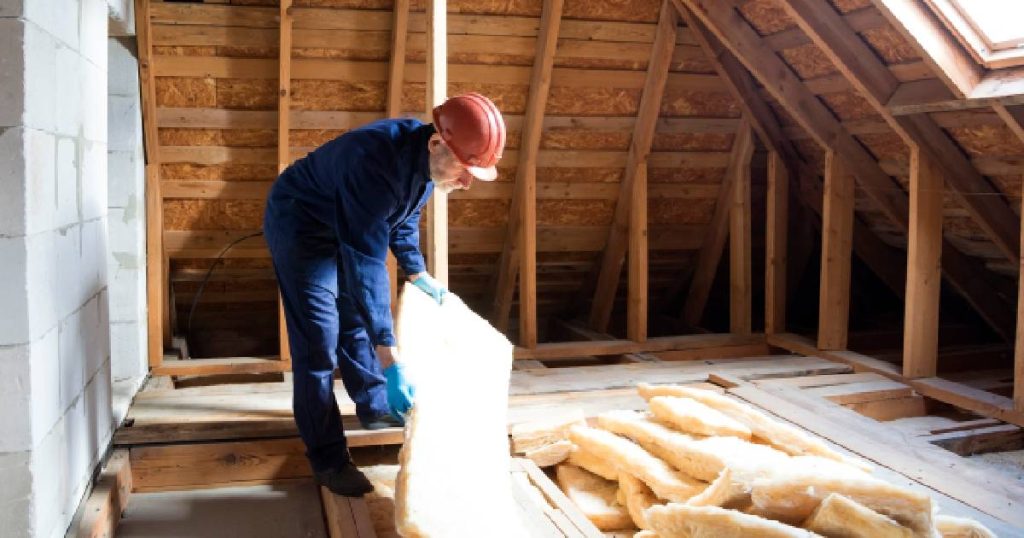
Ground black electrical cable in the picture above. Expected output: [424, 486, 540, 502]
[185, 231, 265, 353]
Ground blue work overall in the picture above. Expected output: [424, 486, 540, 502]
[263, 119, 434, 472]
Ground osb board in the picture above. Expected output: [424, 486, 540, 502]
[283, 0, 665, 23]
[161, 163, 278, 181]
[163, 199, 266, 230]
[856, 132, 910, 161]
[944, 126, 1024, 158]
[860, 26, 921, 65]
[738, 0, 795, 36]
[818, 91, 882, 121]
[779, 44, 838, 80]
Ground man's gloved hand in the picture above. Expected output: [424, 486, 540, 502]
[383, 362, 415, 423]
[411, 272, 447, 304]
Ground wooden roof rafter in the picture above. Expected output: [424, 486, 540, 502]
[587, 0, 679, 334]
[780, 0, 1021, 266]
[675, 0, 1014, 340]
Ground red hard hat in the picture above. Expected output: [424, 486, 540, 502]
[432, 93, 506, 181]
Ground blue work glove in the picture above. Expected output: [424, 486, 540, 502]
[411, 273, 447, 304]
[383, 363, 415, 422]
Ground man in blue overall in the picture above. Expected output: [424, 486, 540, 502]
[264, 93, 506, 497]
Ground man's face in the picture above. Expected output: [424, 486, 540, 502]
[427, 135, 474, 194]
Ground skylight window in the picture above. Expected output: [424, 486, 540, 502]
[926, 0, 1024, 68]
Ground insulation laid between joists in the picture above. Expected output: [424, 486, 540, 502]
[394, 284, 530, 537]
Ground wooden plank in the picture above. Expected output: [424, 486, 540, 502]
[70, 450, 132, 538]
[676, 0, 1015, 340]
[680, 119, 753, 326]
[843, 395, 927, 421]
[322, 488, 377, 538]
[805, 379, 915, 404]
[903, 148, 943, 379]
[424, 0, 447, 285]
[888, 78, 1024, 115]
[818, 152, 854, 351]
[490, 0, 563, 342]
[729, 382, 1024, 530]
[765, 152, 787, 335]
[151, 357, 292, 376]
[923, 424, 1023, 456]
[515, 459, 604, 538]
[729, 121, 752, 335]
[587, 0, 678, 333]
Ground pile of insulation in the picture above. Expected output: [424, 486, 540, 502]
[511, 383, 996, 538]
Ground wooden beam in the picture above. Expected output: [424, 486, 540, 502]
[587, 0, 677, 332]
[782, 0, 1019, 267]
[627, 162, 648, 341]
[818, 152, 854, 351]
[678, 0, 1014, 341]
[490, 0, 563, 344]
[887, 78, 1024, 116]
[136, 0, 165, 367]
[681, 119, 753, 327]
[276, 0, 293, 364]
[903, 149, 943, 379]
[322, 489, 377, 537]
[765, 152, 787, 335]
[386, 0, 410, 315]
[151, 357, 293, 376]
[70, 451, 132, 538]
[424, 0, 447, 285]
[871, 0, 982, 98]
[729, 124, 752, 335]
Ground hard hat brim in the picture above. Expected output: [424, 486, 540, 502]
[467, 164, 498, 181]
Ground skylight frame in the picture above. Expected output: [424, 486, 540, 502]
[925, 0, 1024, 69]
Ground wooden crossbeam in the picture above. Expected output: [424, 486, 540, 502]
[903, 148, 943, 378]
[627, 163, 648, 341]
[490, 0, 564, 345]
[765, 152, 787, 335]
[783, 0, 1020, 266]
[587, 0, 678, 333]
[679, 119, 753, 327]
[677, 0, 1014, 341]
[424, 0, 447, 284]
[818, 152, 854, 351]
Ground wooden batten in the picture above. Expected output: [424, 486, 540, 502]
[818, 151, 854, 351]
[903, 149, 943, 379]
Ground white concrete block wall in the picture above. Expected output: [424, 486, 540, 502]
[0, 0, 117, 535]
[107, 35, 147, 384]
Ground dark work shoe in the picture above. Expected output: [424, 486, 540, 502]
[315, 461, 374, 497]
[359, 413, 404, 430]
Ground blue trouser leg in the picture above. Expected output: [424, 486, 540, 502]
[265, 199, 349, 473]
[335, 285, 390, 424]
